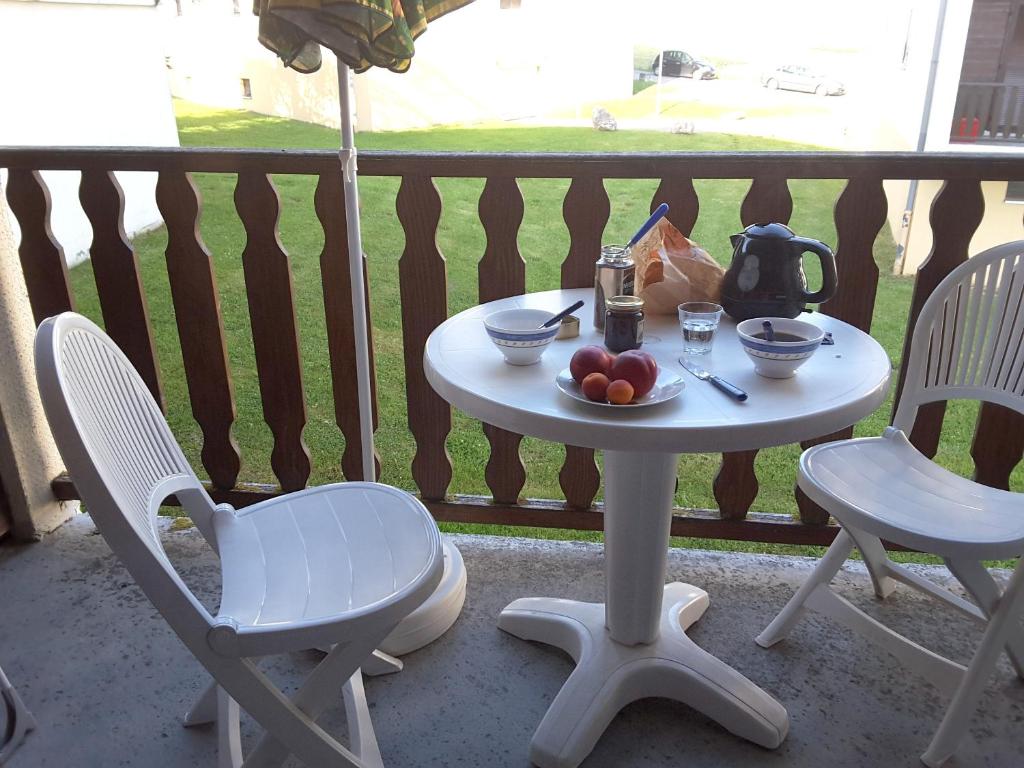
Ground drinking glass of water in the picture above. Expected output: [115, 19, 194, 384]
[678, 302, 723, 354]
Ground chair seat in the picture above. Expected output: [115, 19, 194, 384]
[213, 482, 442, 654]
[800, 428, 1024, 560]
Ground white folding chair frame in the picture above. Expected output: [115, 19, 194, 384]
[756, 241, 1024, 767]
[35, 313, 442, 768]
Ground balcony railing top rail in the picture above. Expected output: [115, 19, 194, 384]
[5, 146, 1024, 178]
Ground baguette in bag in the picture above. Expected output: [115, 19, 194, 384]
[632, 219, 725, 315]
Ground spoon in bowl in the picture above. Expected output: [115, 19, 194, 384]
[541, 299, 585, 329]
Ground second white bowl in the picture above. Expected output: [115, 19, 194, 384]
[736, 317, 825, 378]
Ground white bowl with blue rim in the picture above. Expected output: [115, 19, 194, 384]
[736, 317, 825, 378]
[483, 308, 558, 365]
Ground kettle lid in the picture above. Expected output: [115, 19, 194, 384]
[742, 222, 795, 239]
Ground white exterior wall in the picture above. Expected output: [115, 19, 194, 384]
[0, 0, 179, 266]
[873, 0, 1024, 274]
[165, 0, 633, 132]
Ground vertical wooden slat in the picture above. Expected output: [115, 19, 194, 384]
[796, 176, 888, 524]
[5, 169, 74, 323]
[560, 176, 610, 288]
[971, 204, 1024, 488]
[156, 169, 240, 491]
[234, 170, 311, 492]
[79, 169, 164, 408]
[397, 175, 452, 501]
[713, 176, 792, 520]
[971, 404, 1024, 489]
[652, 177, 699, 237]
[478, 176, 527, 504]
[739, 175, 793, 227]
[315, 167, 381, 482]
[714, 451, 759, 520]
[894, 178, 985, 458]
[558, 176, 609, 510]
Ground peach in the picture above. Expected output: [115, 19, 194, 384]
[580, 372, 610, 401]
[606, 379, 635, 405]
[570, 345, 614, 384]
[608, 350, 658, 397]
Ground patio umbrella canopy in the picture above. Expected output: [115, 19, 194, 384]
[255, 0, 474, 73]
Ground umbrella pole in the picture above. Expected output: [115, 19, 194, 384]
[337, 59, 376, 481]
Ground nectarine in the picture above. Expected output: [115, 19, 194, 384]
[608, 350, 658, 397]
[570, 345, 614, 384]
[580, 372, 610, 401]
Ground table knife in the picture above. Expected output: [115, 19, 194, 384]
[678, 358, 748, 402]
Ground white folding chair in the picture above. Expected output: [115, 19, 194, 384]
[34, 312, 443, 768]
[756, 240, 1024, 767]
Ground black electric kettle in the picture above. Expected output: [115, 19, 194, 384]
[720, 222, 838, 321]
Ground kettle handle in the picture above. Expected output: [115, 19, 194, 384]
[793, 237, 838, 305]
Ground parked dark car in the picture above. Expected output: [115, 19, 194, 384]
[761, 65, 844, 95]
[651, 50, 716, 80]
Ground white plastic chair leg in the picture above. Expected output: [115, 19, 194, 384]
[242, 636, 382, 768]
[218, 687, 243, 768]
[843, 526, 897, 599]
[920, 564, 1024, 767]
[343, 671, 383, 768]
[184, 679, 219, 727]
[756, 528, 855, 648]
[0, 665, 36, 763]
[946, 558, 1024, 679]
[212, 657, 368, 768]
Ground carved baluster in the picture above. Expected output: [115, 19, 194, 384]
[478, 176, 527, 504]
[5, 169, 74, 322]
[713, 176, 793, 520]
[652, 177, 699, 237]
[315, 168, 381, 482]
[796, 176, 888, 524]
[894, 179, 985, 458]
[80, 169, 164, 408]
[971, 201, 1024, 488]
[558, 176, 609, 509]
[397, 175, 452, 501]
[156, 169, 240, 490]
[235, 170, 311, 492]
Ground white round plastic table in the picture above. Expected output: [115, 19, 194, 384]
[424, 288, 891, 768]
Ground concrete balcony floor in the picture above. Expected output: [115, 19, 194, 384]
[1, 513, 1022, 767]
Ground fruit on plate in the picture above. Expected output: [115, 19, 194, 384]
[608, 350, 658, 397]
[570, 345, 614, 384]
[581, 372, 610, 402]
[606, 379, 635, 405]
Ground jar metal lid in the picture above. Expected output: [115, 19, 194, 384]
[606, 295, 644, 311]
[599, 245, 629, 260]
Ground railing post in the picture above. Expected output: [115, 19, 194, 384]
[0, 178, 73, 539]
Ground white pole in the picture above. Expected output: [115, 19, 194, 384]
[336, 59, 376, 481]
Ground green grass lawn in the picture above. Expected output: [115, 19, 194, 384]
[66, 101, 1020, 559]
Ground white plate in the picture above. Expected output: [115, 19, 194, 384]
[555, 368, 685, 409]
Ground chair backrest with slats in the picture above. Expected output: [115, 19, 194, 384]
[894, 241, 1024, 432]
[35, 313, 218, 641]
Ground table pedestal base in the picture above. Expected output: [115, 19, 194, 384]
[499, 582, 789, 768]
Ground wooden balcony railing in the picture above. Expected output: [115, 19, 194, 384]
[3, 147, 1024, 546]
[951, 82, 1024, 144]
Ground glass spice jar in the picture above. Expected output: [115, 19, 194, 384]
[604, 295, 645, 352]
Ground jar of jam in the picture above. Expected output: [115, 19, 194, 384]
[604, 295, 645, 352]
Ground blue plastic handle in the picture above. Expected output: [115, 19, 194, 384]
[627, 203, 669, 248]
